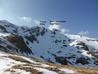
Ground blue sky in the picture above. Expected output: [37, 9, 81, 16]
[0, 0, 98, 38]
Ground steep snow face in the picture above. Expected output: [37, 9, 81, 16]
[0, 20, 98, 67]
[20, 27, 97, 67]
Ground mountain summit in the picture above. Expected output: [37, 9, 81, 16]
[0, 20, 98, 68]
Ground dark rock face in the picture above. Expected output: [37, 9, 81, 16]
[90, 51, 98, 59]
[25, 35, 38, 43]
[55, 56, 68, 65]
[51, 53, 68, 65]
[25, 27, 47, 43]
[76, 41, 89, 51]
[0, 25, 8, 33]
[76, 57, 89, 65]
[94, 60, 98, 65]
[6, 35, 32, 54]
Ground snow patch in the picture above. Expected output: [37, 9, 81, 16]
[0, 33, 10, 37]
[34, 67, 58, 74]
[59, 68, 75, 73]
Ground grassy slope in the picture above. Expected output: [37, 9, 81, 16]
[6, 53, 98, 74]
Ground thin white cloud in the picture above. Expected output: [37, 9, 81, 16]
[19, 16, 32, 22]
[48, 24, 70, 34]
[48, 24, 61, 30]
[34, 20, 40, 25]
[61, 28, 70, 33]
[78, 31, 89, 36]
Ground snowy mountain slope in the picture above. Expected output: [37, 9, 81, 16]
[0, 20, 98, 67]
[0, 51, 78, 74]
[67, 34, 98, 51]
[0, 20, 18, 34]
[1, 51, 98, 74]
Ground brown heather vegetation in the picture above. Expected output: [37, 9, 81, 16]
[4, 53, 98, 74]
